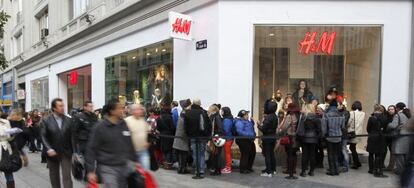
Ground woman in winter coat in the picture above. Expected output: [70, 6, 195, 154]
[220, 107, 234, 174]
[388, 102, 412, 175]
[297, 104, 321, 177]
[279, 103, 301, 179]
[208, 104, 223, 176]
[173, 99, 192, 174]
[156, 105, 176, 169]
[235, 110, 256, 174]
[8, 109, 29, 167]
[366, 104, 388, 178]
[347, 101, 365, 169]
[258, 99, 278, 177]
[0, 113, 17, 188]
[384, 105, 397, 171]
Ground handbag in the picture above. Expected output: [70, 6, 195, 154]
[346, 112, 357, 139]
[0, 141, 22, 173]
[278, 116, 291, 146]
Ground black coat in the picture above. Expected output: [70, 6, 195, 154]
[184, 105, 211, 137]
[156, 112, 176, 153]
[258, 113, 278, 143]
[297, 113, 322, 144]
[40, 114, 74, 158]
[73, 111, 98, 153]
[366, 113, 387, 154]
[210, 113, 223, 136]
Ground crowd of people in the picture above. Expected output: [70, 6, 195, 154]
[0, 82, 412, 188]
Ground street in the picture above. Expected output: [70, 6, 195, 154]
[0, 152, 399, 188]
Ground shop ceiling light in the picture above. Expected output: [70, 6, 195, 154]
[146, 53, 151, 56]
[269, 33, 275, 37]
[132, 56, 136, 59]
[162, 49, 166, 52]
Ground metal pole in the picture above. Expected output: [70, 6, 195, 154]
[192, 138, 203, 179]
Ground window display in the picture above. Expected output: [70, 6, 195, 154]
[31, 77, 49, 111]
[253, 25, 381, 119]
[105, 40, 173, 109]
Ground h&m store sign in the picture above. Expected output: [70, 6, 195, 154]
[169, 11, 193, 41]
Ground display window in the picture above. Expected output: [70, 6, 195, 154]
[31, 77, 49, 111]
[253, 25, 382, 118]
[105, 40, 173, 109]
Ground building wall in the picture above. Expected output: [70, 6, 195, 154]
[217, 0, 412, 115]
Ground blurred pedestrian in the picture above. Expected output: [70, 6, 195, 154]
[173, 99, 191, 174]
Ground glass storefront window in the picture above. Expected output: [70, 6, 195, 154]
[253, 25, 382, 119]
[31, 77, 49, 111]
[105, 40, 173, 109]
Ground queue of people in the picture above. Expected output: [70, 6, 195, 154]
[0, 82, 412, 188]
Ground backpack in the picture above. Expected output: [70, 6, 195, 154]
[199, 110, 212, 136]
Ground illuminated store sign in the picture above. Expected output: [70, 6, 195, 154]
[298, 31, 336, 55]
[169, 11, 193, 41]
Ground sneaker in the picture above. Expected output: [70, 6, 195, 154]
[260, 172, 273, 178]
[221, 168, 232, 174]
[273, 171, 277, 175]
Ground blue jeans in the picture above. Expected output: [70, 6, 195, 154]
[136, 150, 150, 171]
[341, 139, 349, 169]
[4, 172, 13, 182]
[191, 139, 207, 174]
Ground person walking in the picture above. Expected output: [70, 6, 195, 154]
[8, 109, 30, 167]
[347, 101, 365, 169]
[323, 101, 345, 176]
[234, 110, 256, 174]
[40, 98, 74, 188]
[173, 99, 192, 174]
[388, 102, 411, 175]
[366, 104, 388, 178]
[279, 103, 301, 179]
[184, 99, 211, 178]
[220, 107, 234, 174]
[29, 110, 42, 152]
[72, 101, 98, 156]
[297, 104, 321, 177]
[125, 104, 151, 170]
[0, 112, 19, 188]
[258, 99, 278, 177]
[85, 99, 137, 188]
[156, 103, 176, 169]
[208, 104, 224, 176]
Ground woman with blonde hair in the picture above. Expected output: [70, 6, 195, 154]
[297, 104, 321, 177]
[207, 104, 223, 176]
[8, 109, 29, 167]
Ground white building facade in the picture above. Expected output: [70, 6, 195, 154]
[0, 0, 412, 120]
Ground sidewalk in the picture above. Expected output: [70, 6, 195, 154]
[0, 152, 399, 188]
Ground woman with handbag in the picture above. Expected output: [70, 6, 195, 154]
[279, 103, 301, 179]
[207, 104, 224, 176]
[347, 101, 365, 169]
[0, 112, 23, 188]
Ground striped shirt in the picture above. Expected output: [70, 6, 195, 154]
[323, 110, 345, 143]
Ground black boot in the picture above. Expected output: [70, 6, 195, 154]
[7, 181, 15, 188]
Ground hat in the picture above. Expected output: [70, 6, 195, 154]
[286, 103, 301, 113]
[237, 110, 250, 118]
[328, 86, 339, 95]
[179, 99, 191, 109]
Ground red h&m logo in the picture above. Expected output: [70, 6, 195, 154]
[298, 31, 337, 55]
[69, 71, 78, 86]
[172, 18, 192, 35]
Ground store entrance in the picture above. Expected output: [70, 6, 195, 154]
[58, 66, 91, 113]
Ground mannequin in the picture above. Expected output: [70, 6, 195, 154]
[133, 90, 143, 104]
[274, 89, 284, 115]
[151, 88, 163, 109]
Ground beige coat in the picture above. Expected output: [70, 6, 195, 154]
[0, 119, 12, 160]
[347, 110, 366, 144]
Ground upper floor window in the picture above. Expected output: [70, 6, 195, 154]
[72, 0, 90, 19]
[38, 9, 49, 40]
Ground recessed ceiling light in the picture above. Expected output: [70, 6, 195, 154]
[155, 48, 158, 53]
[132, 56, 136, 59]
[146, 53, 151, 56]
[162, 49, 166, 52]
[269, 33, 275, 37]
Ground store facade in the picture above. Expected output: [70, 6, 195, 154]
[19, 0, 411, 120]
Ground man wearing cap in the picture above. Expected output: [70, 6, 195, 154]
[234, 109, 256, 174]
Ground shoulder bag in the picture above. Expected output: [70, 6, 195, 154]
[346, 111, 357, 139]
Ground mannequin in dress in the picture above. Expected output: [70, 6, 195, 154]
[154, 65, 170, 97]
[274, 89, 284, 115]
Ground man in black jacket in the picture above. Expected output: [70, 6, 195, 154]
[41, 98, 74, 188]
[86, 99, 137, 187]
[183, 99, 211, 178]
[258, 99, 278, 177]
[73, 101, 98, 155]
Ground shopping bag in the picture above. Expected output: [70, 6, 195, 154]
[136, 164, 157, 188]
